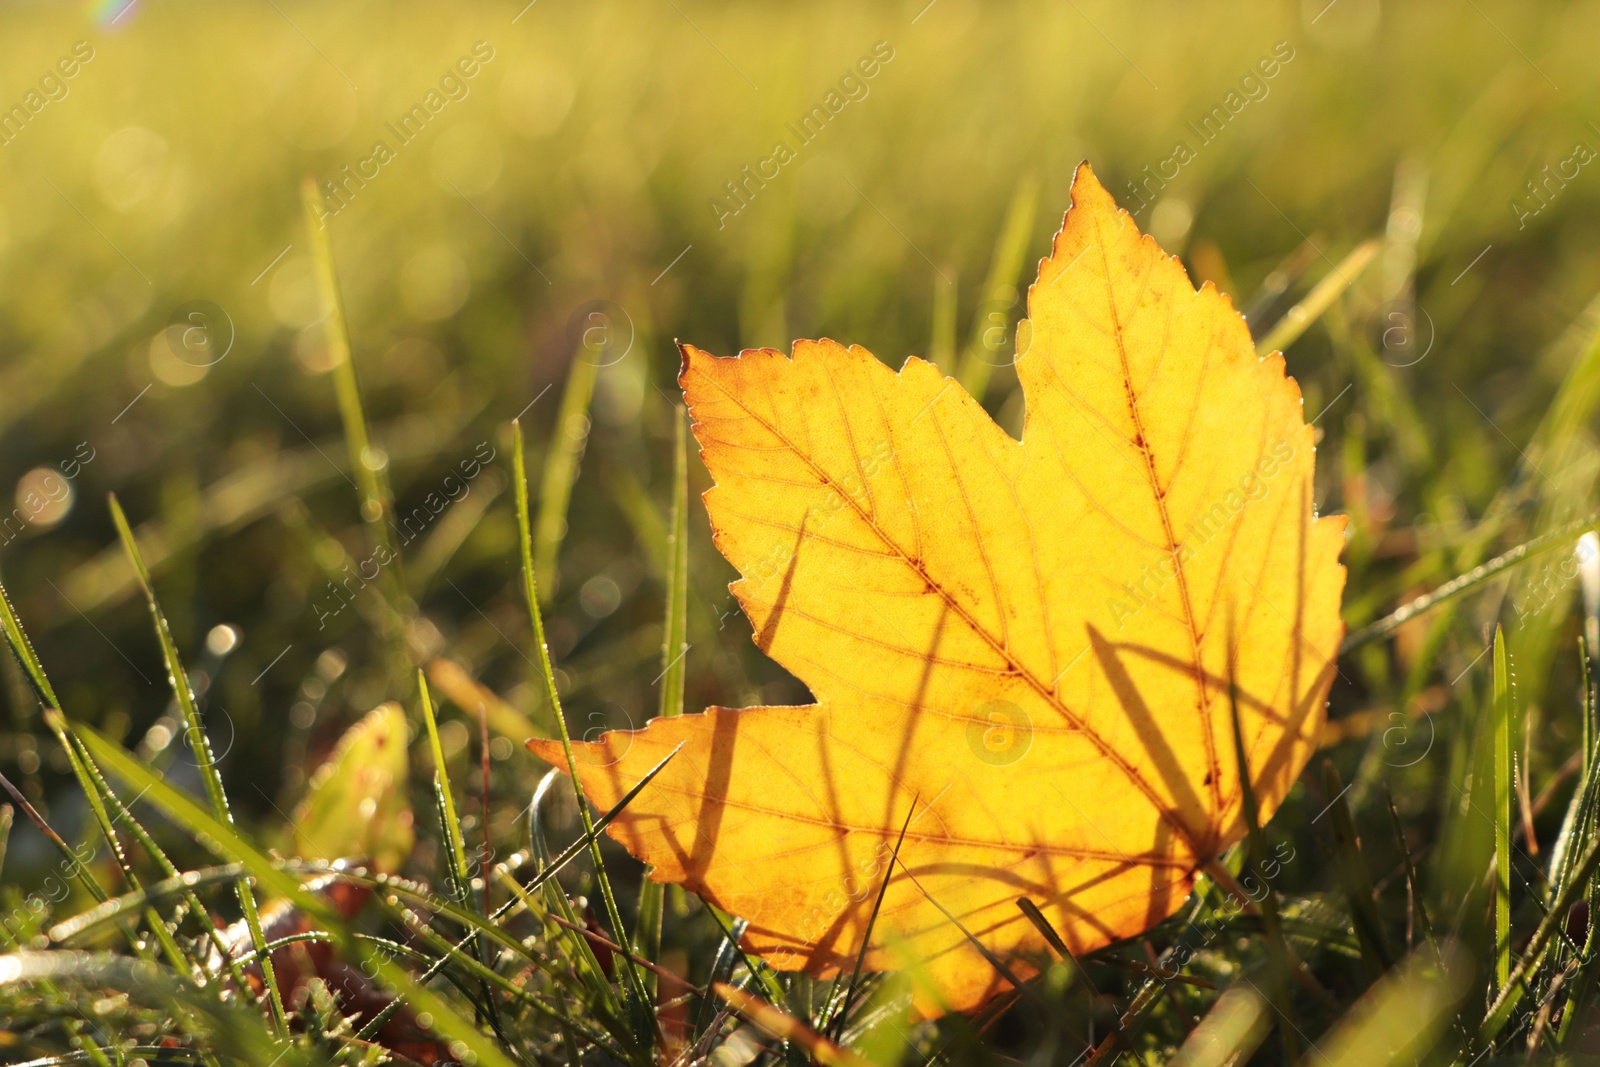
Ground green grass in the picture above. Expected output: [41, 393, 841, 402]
[5, 0, 1600, 1063]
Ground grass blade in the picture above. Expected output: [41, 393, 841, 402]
[108, 493, 288, 1034]
[0, 563, 62, 710]
[522, 744, 684, 897]
[0, 571, 218, 990]
[1382, 787, 1435, 955]
[1587, 631, 1598, 779]
[1228, 674, 1296, 1063]
[716, 982, 872, 1067]
[532, 351, 600, 601]
[0, 565, 157, 955]
[354, 740, 689, 1052]
[0, 565, 126, 891]
[1169, 984, 1269, 1067]
[930, 269, 957, 376]
[427, 657, 547, 744]
[1492, 625, 1513, 992]
[894, 858, 1040, 1009]
[418, 670, 507, 1038]
[1320, 760, 1395, 980]
[1549, 647, 1600, 912]
[1315, 944, 1469, 1067]
[0, 951, 302, 1067]
[69, 718, 523, 1067]
[827, 799, 917, 1043]
[957, 174, 1038, 404]
[658, 406, 689, 722]
[1014, 897, 1072, 964]
[63, 727, 263, 999]
[48, 864, 246, 944]
[630, 867, 665, 1004]
[1342, 509, 1600, 651]
[512, 417, 656, 1045]
[634, 406, 690, 996]
[299, 177, 411, 640]
[0, 769, 106, 909]
[420, 669, 473, 905]
[1481, 832, 1600, 1046]
[1254, 237, 1380, 356]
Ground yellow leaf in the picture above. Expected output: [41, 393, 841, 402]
[293, 702, 414, 874]
[529, 163, 1345, 1014]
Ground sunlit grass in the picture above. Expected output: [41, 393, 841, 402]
[2, 0, 1600, 1063]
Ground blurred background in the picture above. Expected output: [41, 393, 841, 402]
[1, 0, 1599, 907]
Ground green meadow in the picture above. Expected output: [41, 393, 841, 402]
[2, 1, 1600, 1063]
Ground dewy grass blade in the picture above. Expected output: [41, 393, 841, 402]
[632, 870, 664, 1003]
[70, 720, 524, 1067]
[605, 464, 670, 577]
[488, 866, 621, 1014]
[659, 406, 689, 723]
[634, 406, 690, 996]
[957, 174, 1038, 403]
[827, 797, 916, 1044]
[420, 670, 474, 904]
[930, 269, 957, 376]
[1316, 944, 1470, 1067]
[692, 912, 749, 1037]
[541, 909, 706, 996]
[0, 770, 102, 908]
[1481, 832, 1600, 1047]
[532, 348, 600, 601]
[522, 743, 682, 897]
[299, 177, 411, 643]
[1341, 510, 1600, 651]
[0, 567, 231, 982]
[419, 671, 512, 1054]
[1550, 645, 1600, 914]
[1585, 634, 1597, 779]
[1228, 674, 1296, 1064]
[341, 739, 686, 1047]
[61, 725, 262, 998]
[716, 982, 873, 1067]
[0, 771, 159, 1067]
[48, 863, 246, 944]
[487, 789, 634, 1038]
[55, 748, 202, 982]
[0, 567, 123, 888]
[357, 867, 616, 1045]
[1493, 625, 1513, 992]
[0, 758, 142, 1049]
[1254, 238, 1379, 357]
[1320, 760, 1394, 980]
[700, 903, 787, 1007]
[1168, 984, 1270, 1067]
[0, 576, 211, 1001]
[0, 562, 62, 709]
[513, 417, 656, 1045]
[0, 951, 306, 1067]
[109, 493, 288, 1035]
[1383, 786, 1437, 955]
